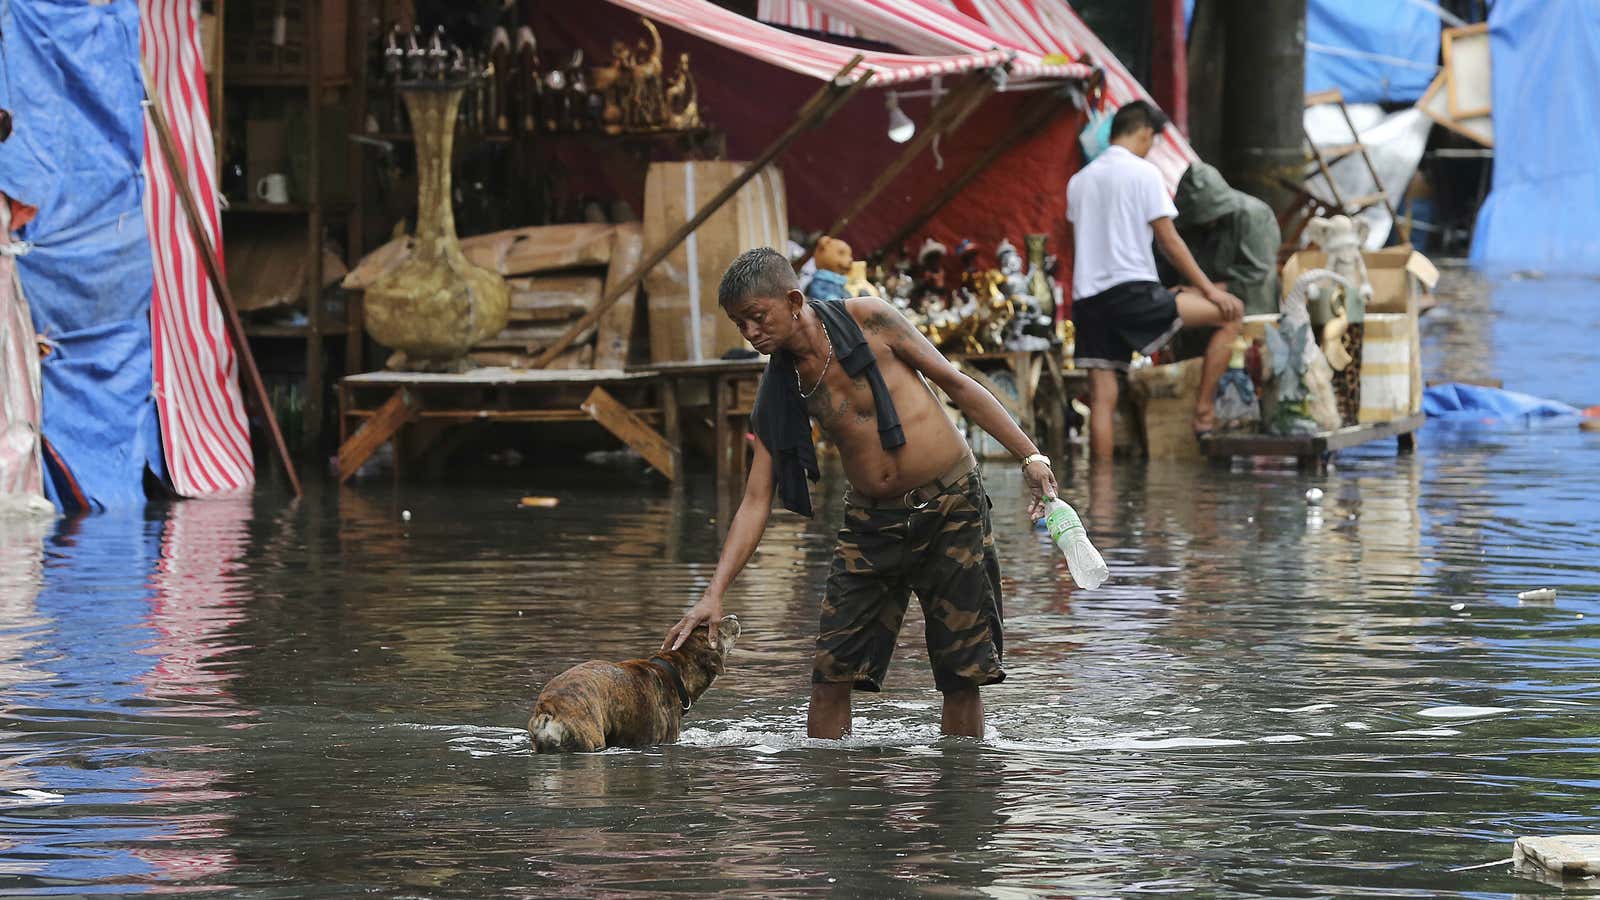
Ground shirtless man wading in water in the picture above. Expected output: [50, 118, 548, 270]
[662, 247, 1057, 738]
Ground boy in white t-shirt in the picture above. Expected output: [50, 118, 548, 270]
[1066, 101, 1244, 461]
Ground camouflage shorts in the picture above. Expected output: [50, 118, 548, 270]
[814, 468, 1005, 694]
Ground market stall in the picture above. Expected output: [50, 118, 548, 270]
[332, 0, 1103, 490]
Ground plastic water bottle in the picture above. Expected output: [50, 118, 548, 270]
[1040, 497, 1109, 590]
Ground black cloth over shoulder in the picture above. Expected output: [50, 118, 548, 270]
[750, 299, 906, 518]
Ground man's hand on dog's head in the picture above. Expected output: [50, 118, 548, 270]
[664, 593, 724, 651]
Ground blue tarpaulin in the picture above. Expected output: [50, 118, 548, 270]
[1184, 0, 1440, 104]
[1423, 383, 1580, 425]
[1470, 0, 1600, 272]
[1306, 0, 1441, 104]
[0, 0, 163, 510]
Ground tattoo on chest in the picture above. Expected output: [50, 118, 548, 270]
[804, 375, 875, 430]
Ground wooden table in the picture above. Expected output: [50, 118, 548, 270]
[337, 367, 661, 482]
[633, 358, 767, 525]
[1201, 412, 1425, 473]
[947, 349, 1081, 459]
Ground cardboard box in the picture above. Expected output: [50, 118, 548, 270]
[643, 162, 787, 362]
[1358, 313, 1415, 423]
[225, 220, 347, 311]
[1279, 244, 1438, 316]
[1128, 357, 1205, 461]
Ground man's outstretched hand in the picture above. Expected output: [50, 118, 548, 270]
[663, 593, 723, 651]
[1022, 458, 1058, 520]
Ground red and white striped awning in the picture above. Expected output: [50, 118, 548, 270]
[763, 0, 1198, 189]
[142, 0, 255, 496]
[603, 0, 1092, 84]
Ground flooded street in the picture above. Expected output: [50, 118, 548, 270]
[1, 268, 1597, 897]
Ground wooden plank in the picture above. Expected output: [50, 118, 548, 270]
[1443, 23, 1492, 120]
[337, 388, 415, 482]
[581, 386, 676, 479]
[1202, 413, 1424, 459]
[345, 407, 662, 423]
[1304, 88, 1343, 107]
[461, 223, 615, 276]
[593, 223, 644, 369]
[342, 367, 649, 385]
[530, 56, 873, 369]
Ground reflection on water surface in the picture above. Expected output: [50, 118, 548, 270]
[0, 269, 1596, 896]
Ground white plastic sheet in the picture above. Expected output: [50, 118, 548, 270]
[1303, 104, 1433, 249]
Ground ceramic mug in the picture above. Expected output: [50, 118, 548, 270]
[256, 173, 289, 204]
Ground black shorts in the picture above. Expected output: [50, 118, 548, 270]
[1072, 280, 1183, 371]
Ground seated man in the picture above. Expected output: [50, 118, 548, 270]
[1066, 100, 1244, 459]
[1169, 160, 1282, 317]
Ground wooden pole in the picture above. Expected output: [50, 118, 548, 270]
[530, 55, 875, 370]
[882, 86, 1073, 252]
[142, 67, 303, 498]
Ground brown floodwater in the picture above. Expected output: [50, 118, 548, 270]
[0, 267, 1596, 897]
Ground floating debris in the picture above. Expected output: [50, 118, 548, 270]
[1518, 588, 1557, 604]
[1305, 487, 1324, 505]
[1514, 834, 1600, 881]
[519, 496, 560, 508]
[402, 510, 412, 522]
[1418, 705, 1512, 719]
[1450, 602, 1466, 611]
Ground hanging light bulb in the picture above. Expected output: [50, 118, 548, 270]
[886, 92, 915, 143]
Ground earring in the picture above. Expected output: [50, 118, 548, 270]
[792, 312, 799, 320]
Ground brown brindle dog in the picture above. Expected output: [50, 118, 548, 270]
[528, 616, 740, 753]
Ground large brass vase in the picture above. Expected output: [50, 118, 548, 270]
[364, 81, 509, 365]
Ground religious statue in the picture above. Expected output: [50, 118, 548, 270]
[1025, 233, 1055, 318]
[664, 52, 701, 130]
[1304, 214, 1373, 426]
[627, 17, 666, 130]
[1262, 269, 1346, 436]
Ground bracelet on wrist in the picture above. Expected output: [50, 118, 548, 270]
[1020, 452, 1050, 470]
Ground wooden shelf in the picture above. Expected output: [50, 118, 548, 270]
[245, 322, 351, 338]
[223, 201, 353, 215]
[225, 74, 352, 89]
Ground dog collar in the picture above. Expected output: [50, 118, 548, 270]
[649, 656, 693, 711]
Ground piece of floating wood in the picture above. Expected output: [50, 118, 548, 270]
[581, 386, 676, 480]
[1515, 835, 1600, 878]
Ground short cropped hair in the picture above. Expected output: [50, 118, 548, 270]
[719, 247, 798, 308]
[1109, 100, 1169, 139]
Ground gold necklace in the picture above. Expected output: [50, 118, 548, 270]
[794, 318, 833, 399]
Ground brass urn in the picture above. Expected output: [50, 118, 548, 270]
[364, 81, 509, 367]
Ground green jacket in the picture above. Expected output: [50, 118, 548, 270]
[1173, 162, 1282, 316]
